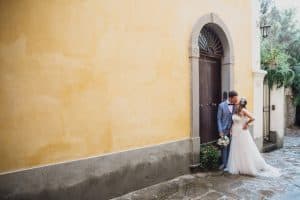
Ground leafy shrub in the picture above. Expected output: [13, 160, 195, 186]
[264, 66, 295, 88]
[199, 145, 220, 170]
[291, 66, 300, 105]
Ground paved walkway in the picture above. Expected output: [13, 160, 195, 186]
[113, 130, 300, 200]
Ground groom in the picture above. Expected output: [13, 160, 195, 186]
[217, 90, 239, 171]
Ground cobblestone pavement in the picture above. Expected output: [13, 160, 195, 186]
[113, 130, 300, 200]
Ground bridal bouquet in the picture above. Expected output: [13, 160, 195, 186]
[217, 135, 230, 148]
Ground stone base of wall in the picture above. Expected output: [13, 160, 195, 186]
[0, 138, 194, 200]
[285, 93, 296, 128]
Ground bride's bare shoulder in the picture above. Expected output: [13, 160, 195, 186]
[241, 108, 255, 120]
[241, 108, 248, 113]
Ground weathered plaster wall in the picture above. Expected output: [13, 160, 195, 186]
[0, 0, 253, 173]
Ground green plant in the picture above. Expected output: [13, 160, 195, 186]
[260, 0, 299, 92]
[264, 66, 295, 88]
[291, 66, 300, 106]
[199, 144, 219, 170]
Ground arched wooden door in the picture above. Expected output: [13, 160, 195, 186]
[198, 25, 223, 144]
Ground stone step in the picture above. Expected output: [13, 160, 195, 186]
[262, 142, 277, 152]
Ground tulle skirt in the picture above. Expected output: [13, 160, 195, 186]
[227, 127, 281, 177]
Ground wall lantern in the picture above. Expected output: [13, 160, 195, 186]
[260, 24, 271, 38]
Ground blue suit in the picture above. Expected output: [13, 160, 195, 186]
[217, 101, 235, 168]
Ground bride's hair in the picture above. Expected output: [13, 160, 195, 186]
[235, 97, 247, 115]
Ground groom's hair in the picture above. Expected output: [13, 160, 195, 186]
[228, 90, 238, 98]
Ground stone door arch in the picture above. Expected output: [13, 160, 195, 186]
[189, 13, 235, 164]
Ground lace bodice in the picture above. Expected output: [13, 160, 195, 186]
[232, 114, 248, 127]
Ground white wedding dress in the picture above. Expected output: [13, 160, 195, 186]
[227, 114, 281, 177]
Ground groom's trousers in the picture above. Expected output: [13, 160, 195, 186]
[221, 130, 231, 168]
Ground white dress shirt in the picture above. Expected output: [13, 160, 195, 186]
[227, 100, 233, 113]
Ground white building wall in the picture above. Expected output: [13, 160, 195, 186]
[251, 0, 266, 151]
[270, 87, 285, 148]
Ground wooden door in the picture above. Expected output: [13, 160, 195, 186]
[199, 55, 221, 144]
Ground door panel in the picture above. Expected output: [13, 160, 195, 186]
[199, 55, 221, 144]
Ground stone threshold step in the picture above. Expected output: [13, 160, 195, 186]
[262, 142, 277, 153]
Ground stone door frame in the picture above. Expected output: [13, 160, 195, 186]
[189, 13, 235, 164]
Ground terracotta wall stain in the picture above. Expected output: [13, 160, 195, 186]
[0, 0, 253, 172]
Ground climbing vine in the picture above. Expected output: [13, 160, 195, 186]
[264, 66, 295, 88]
[260, 0, 300, 104]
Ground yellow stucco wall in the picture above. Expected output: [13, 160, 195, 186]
[0, 0, 253, 173]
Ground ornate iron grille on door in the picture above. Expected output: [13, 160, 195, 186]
[198, 26, 223, 58]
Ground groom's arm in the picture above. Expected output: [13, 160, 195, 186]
[217, 104, 224, 136]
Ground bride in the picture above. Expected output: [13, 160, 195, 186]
[227, 97, 281, 177]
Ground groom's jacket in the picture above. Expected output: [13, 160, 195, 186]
[217, 101, 234, 134]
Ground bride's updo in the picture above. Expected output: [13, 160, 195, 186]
[235, 97, 247, 115]
[239, 97, 247, 108]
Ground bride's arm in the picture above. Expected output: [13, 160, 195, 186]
[242, 108, 255, 130]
